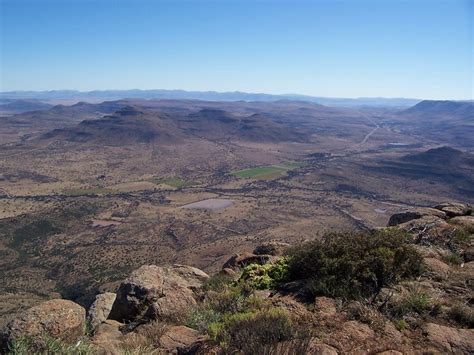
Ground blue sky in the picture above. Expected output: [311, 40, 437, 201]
[0, 0, 472, 99]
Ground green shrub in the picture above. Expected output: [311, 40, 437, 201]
[212, 308, 311, 355]
[240, 257, 290, 290]
[201, 273, 235, 293]
[204, 282, 260, 315]
[187, 281, 264, 334]
[395, 319, 408, 331]
[442, 252, 463, 266]
[286, 229, 423, 299]
[389, 289, 440, 317]
[447, 303, 474, 327]
[186, 307, 221, 333]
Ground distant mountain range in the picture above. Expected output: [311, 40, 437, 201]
[0, 89, 424, 107]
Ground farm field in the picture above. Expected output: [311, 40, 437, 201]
[231, 162, 305, 179]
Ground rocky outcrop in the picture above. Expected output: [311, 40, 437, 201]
[423, 323, 474, 353]
[388, 208, 446, 226]
[108, 264, 209, 323]
[87, 292, 116, 330]
[1, 299, 85, 351]
[434, 203, 472, 217]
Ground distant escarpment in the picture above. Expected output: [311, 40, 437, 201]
[2, 203, 473, 354]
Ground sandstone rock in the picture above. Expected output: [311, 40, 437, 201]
[253, 241, 290, 256]
[388, 208, 446, 227]
[376, 351, 403, 355]
[1, 299, 85, 351]
[222, 252, 276, 269]
[159, 325, 202, 351]
[435, 203, 472, 218]
[108, 265, 209, 323]
[450, 216, 474, 232]
[423, 322, 474, 353]
[423, 257, 451, 280]
[87, 292, 116, 330]
[314, 297, 337, 316]
[91, 319, 123, 353]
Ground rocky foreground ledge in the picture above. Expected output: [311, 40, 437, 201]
[1, 202, 473, 354]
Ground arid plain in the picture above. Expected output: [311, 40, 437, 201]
[0, 98, 472, 324]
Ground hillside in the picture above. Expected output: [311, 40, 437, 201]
[401, 146, 474, 167]
[1, 204, 473, 354]
[402, 100, 473, 119]
[41, 106, 179, 145]
[0, 99, 53, 114]
[40, 106, 308, 145]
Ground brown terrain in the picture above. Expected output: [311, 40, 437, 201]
[0, 97, 472, 338]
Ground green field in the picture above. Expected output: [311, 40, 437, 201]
[231, 162, 305, 180]
[151, 177, 196, 188]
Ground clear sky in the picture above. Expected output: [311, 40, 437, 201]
[0, 0, 472, 99]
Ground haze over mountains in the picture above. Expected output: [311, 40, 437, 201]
[0, 89, 424, 108]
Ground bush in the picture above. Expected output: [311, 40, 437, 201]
[447, 303, 474, 328]
[346, 301, 385, 330]
[286, 229, 423, 299]
[201, 273, 235, 293]
[187, 281, 264, 334]
[442, 252, 463, 266]
[212, 308, 311, 355]
[240, 257, 290, 290]
[388, 289, 441, 318]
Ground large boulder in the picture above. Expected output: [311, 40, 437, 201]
[87, 292, 116, 330]
[423, 323, 474, 353]
[108, 265, 209, 323]
[434, 203, 472, 218]
[388, 208, 446, 227]
[1, 299, 85, 351]
[159, 325, 203, 352]
[91, 319, 124, 353]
